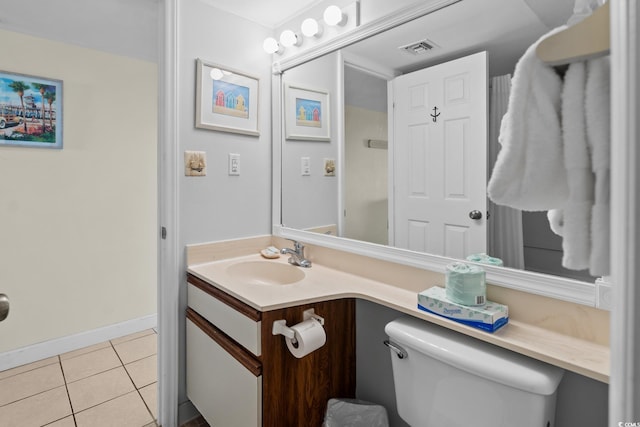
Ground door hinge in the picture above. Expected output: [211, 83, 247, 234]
[161, 227, 167, 240]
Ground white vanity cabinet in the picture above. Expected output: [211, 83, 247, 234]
[186, 274, 263, 427]
[186, 273, 357, 427]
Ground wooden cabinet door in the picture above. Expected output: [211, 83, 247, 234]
[261, 299, 356, 427]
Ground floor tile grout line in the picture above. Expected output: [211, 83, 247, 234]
[0, 362, 67, 409]
[58, 355, 79, 426]
[0, 358, 60, 381]
[0, 331, 157, 424]
[65, 364, 127, 386]
[137, 385, 157, 424]
[72, 389, 144, 419]
[0, 383, 69, 410]
[112, 340, 158, 423]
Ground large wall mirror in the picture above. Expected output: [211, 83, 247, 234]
[273, 0, 605, 307]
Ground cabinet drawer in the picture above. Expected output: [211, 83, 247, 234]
[187, 314, 262, 427]
[187, 275, 261, 356]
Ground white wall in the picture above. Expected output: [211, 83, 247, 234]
[176, 0, 273, 413]
[281, 52, 340, 231]
[0, 30, 158, 353]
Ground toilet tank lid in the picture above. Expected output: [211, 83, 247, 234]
[385, 317, 564, 395]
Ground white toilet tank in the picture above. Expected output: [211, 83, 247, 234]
[385, 317, 564, 427]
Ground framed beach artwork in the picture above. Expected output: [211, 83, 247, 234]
[195, 58, 259, 136]
[0, 70, 63, 149]
[285, 84, 331, 141]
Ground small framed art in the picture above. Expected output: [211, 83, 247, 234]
[284, 84, 330, 141]
[0, 70, 63, 149]
[195, 58, 259, 136]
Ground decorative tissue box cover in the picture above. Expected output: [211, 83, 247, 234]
[417, 286, 509, 333]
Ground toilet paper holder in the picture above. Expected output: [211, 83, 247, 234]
[272, 308, 325, 344]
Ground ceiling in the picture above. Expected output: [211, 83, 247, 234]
[342, 0, 574, 76]
[200, 0, 325, 28]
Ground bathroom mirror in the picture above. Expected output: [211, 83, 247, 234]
[274, 0, 601, 306]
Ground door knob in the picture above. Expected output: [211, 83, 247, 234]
[0, 294, 9, 322]
[469, 210, 483, 220]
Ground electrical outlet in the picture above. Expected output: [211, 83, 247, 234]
[184, 151, 206, 176]
[228, 153, 240, 176]
[301, 157, 311, 176]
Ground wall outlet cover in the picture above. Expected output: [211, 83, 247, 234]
[324, 158, 336, 176]
[301, 157, 311, 176]
[228, 153, 240, 176]
[185, 151, 206, 176]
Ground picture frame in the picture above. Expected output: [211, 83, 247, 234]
[0, 70, 63, 149]
[285, 84, 331, 141]
[195, 58, 260, 136]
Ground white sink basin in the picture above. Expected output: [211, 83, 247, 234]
[226, 261, 306, 285]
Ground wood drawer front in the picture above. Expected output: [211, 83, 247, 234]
[187, 317, 262, 427]
[187, 281, 261, 356]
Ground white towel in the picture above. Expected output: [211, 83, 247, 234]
[488, 26, 569, 211]
[550, 62, 594, 270]
[585, 57, 610, 276]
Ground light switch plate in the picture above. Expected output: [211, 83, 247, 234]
[184, 151, 206, 176]
[228, 153, 240, 176]
[301, 157, 311, 176]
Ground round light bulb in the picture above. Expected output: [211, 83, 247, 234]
[324, 5, 346, 26]
[209, 68, 224, 80]
[301, 18, 322, 37]
[263, 37, 280, 54]
[279, 29, 299, 47]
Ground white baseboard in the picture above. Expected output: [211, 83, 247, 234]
[0, 314, 157, 372]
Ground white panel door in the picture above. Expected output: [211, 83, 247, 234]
[392, 52, 487, 259]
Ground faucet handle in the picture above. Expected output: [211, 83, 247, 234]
[285, 239, 304, 251]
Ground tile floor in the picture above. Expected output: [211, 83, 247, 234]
[0, 329, 158, 427]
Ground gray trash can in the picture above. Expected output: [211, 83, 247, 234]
[323, 398, 389, 427]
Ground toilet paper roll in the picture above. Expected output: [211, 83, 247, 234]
[285, 318, 326, 358]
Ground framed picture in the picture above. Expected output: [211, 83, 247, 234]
[0, 70, 63, 149]
[195, 58, 259, 136]
[285, 84, 331, 141]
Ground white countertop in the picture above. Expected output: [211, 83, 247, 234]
[188, 253, 609, 383]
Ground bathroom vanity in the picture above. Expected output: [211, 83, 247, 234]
[186, 236, 610, 426]
[186, 272, 356, 427]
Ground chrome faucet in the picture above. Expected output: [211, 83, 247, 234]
[281, 241, 312, 268]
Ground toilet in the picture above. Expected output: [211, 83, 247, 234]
[385, 317, 564, 427]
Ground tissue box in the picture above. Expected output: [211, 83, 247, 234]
[417, 286, 508, 333]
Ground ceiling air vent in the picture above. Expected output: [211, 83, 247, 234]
[399, 39, 438, 55]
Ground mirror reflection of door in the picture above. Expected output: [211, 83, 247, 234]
[392, 52, 487, 259]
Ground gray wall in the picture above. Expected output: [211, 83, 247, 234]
[177, 0, 273, 416]
[356, 300, 608, 427]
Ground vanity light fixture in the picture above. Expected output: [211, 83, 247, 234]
[301, 18, 323, 38]
[263, 37, 283, 54]
[323, 5, 347, 26]
[280, 29, 302, 47]
[209, 68, 224, 80]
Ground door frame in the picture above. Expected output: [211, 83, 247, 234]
[609, 0, 640, 422]
[338, 51, 397, 243]
[158, 0, 179, 425]
[158, 0, 640, 424]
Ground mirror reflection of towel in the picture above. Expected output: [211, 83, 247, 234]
[549, 61, 594, 271]
[585, 57, 610, 276]
[488, 26, 569, 211]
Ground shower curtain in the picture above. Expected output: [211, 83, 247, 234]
[488, 75, 525, 269]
